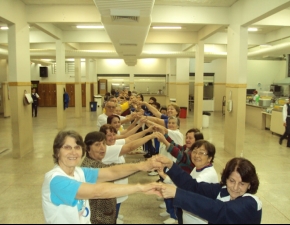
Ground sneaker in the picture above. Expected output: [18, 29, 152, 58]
[148, 171, 158, 176]
[159, 202, 166, 209]
[163, 218, 177, 224]
[160, 212, 170, 217]
[118, 215, 124, 220]
[156, 196, 164, 201]
[117, 218, 124, 224]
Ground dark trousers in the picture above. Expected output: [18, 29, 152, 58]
[281, 117, 290, 147]
[116, 203, 121, 218]
[32, 104, 38, 117]
[164, 198, 177, 219]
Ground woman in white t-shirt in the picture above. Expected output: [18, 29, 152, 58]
[182, 140, 218, 224]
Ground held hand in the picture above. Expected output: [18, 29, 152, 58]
[161, 184, 177, 199]
[141, 156, 162, 171]
[141, 182, 163, 197]
[155, 155, 174, 169]
[155, 132, 166, 143]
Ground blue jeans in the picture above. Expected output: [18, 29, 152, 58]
[164, 198, 177, 219]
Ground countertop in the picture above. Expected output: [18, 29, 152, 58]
[246, 103, 268, 108]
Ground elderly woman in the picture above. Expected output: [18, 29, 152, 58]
[81, 131, 118, 224]
[156, 156, 262, 224]
[42, 130, 161, 224]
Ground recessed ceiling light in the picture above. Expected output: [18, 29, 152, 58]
[248, 27, 258, 32]
[0, 26, 8, 30]
[76, 25, 104, 29]
[152, 26, 182, 30]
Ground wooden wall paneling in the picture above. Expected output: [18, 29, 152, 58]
[82, 83, 86, 107]
[50, 84, 57, 107]
[38, 83, 45, 107]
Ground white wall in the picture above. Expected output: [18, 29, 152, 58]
[247, 60, 287, 93]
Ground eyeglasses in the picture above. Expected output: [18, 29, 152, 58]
[62, 145, 82, 151]
[191, 150, 208, 156]
[106, 106, 116, 109]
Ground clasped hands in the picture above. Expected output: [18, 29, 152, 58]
[142, 155, 176, 199]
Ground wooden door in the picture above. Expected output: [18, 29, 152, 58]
[82, 83, 86, 107]
[66, 84, 75, 107]
[38, 83, 45, 107]
[98, 79, 107, 95]
[49, 84, 57, 107]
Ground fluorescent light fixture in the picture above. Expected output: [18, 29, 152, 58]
[248, 27, 258, 32]
[152, 26, 182, 30]
[76, 25, 104, 29]
[0, 26, 8, 30]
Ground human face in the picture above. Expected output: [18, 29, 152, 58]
[114, 106, 122, 116]
[88, 140, 107, 161]
[105, 102, 116, 116]
[105, 129, 117, 146]
[185, 132, 195, 149]
[58, 136, 83, 175]
[110, 117, 121, 130]
[191, 145, 212, 170]
[167, 119, 178, 130]
[136, 95, 142, 101]
[160, 109, 167, 116]
[167, 106, 178, 117]
[226, 171, 251, 200]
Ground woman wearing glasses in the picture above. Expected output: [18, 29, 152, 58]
[156, 139, 218, 224]
[42, 130, 161, 224]
[156, 155, 262, 224]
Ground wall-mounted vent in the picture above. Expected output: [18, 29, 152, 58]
[111, 16, 139, 22]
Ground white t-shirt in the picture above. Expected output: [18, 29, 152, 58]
[159, 129, 183, 163]
[42, 165, 99, 224]
[102, 141, 128, 204]
[183, 166, 219, 224]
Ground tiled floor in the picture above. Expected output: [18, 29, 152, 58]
[0, 106, 290, 224]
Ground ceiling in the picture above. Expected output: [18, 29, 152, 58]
[0, 0, 290, 65]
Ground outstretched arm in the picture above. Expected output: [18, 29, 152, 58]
[141, 101, 162, 118]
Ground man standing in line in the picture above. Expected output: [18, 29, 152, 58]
[31, 88, 40, 117]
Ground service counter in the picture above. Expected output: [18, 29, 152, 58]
[270, 110, 284, 135]
[246, 104, 265, 130]
[246, 103, 284, 135]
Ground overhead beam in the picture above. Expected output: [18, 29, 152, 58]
[31, 23, 63, 40]
[198, 25, 226, 41]
[231, 0, 290, 26]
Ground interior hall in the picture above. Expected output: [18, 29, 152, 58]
[1, 0, 290, 224]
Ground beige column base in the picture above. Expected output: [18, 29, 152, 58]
[193, 83, 203, 130]
[224, 85, 246, 157]
[10, 85, 33, 158]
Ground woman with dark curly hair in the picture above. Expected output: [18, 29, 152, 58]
[156, 156, 262, 224]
